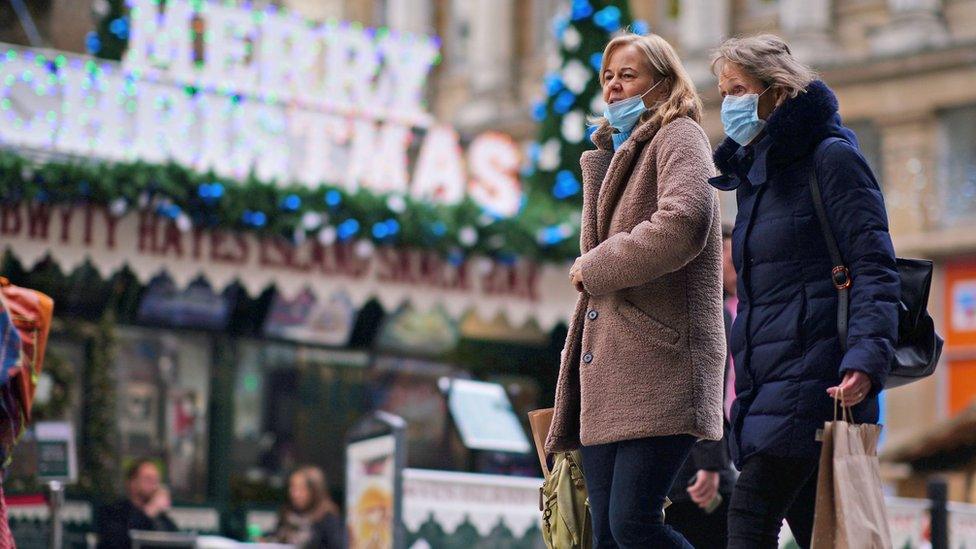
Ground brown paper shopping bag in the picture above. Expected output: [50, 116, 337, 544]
[811, 393, 892, 549]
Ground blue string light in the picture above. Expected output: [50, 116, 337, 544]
[108, 17, 129, 40]
[589, 52, 603, 72]
[448, 250, 465, 266]
[632, 20, 650, 35]
[532, 101, 547, 122]
[84, 32, 101, 55]
[571, 0, 594, 21]
[337, 218, 360, 240]
[593, 6, 621, 32]
[280, 194, 301, 211]
[545, 73, 565, 97]
[497, 253, 518, 266]
[551, 16, 569, 39]
[324, 190, 342, 207]
[553, 90, 576, 114]
[158, 204, 182, 219]
[431, 221, 447, 237]
[242, 210, 267, 227]
[553, 170, 581, 199]
[198, 182, 225, 202]
[371, 219, 400, 240]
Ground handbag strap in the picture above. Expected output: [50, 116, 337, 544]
[807, 152, 851, 353]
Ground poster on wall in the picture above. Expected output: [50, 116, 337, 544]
[346, 433, 398, 549]
[263, 289, 356, 346]
[946, 260, 976, 348]
[137, 276, 237, 330]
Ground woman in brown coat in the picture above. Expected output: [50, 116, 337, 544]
[545, 33, 726, 548]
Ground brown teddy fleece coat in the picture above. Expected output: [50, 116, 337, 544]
[545, 116, 726, 453]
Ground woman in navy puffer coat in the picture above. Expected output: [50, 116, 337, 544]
[708, 35, 899, 549]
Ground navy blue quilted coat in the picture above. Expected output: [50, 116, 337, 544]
[709, 81, 900, 466]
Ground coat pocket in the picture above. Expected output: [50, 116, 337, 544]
[615, 299, 681, 346]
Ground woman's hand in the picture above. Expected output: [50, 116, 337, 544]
[687, 470, 720, 510]
[827, 370, 872, 407]
[569, 259, 585, 293]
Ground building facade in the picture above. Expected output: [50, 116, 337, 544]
[2, 0, 976, 502]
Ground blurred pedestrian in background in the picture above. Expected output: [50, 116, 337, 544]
[271, 465, 345, 548]
[665, 227, 738, 548]
[708, 34, 899, 548]
[97, 459, 178, 549]
[547, 31, 726, 548]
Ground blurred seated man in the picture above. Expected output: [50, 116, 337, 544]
[97, 459, 178, 549]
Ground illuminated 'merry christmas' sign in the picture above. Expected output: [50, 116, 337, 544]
[0, 0, 523, 217]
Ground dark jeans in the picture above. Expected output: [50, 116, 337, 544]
[580, 434, 696, 549]
[666, 497, 731, 549]
[727, 454, 819, 549]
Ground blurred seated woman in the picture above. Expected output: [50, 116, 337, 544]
[272, 466, 345, 548]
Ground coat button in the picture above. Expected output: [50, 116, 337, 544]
[587, 310, 598, 320]
[582, 353, 593, 364]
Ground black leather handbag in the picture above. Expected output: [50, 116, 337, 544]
[808, 171, 944, 389]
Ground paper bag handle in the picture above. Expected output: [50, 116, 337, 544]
[527, 408, 554, 478]
[833, 389, 854, 423]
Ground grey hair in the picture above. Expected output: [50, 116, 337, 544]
[710, 34, 819, 98]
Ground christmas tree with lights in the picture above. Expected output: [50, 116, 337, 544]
[526, 0, 642, 209]
[88, 0, 128, 60]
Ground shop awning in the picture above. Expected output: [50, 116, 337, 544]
[881, 403, 976, 471]
[2, 203, 578, 330]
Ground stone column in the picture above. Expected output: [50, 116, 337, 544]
[384, 0, 434, 35]
[678, 0, 731, 85]
[468, 0, 514, 95]
[779, 0, 837, 64]
[869, 0, 948, 55]
[455, 0, 516, 129]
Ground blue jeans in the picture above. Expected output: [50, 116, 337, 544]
[581, 435, 696, 549]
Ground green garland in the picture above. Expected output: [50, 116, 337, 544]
[0, 149, 580, 264]
[77, 313, 118, 498]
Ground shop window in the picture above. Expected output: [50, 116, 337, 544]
[5, 337, 87, 492]
[847, 119, 883, 186]
[937, 104, 976, 229]
[230, 342, 370, 503]
[114, 328, 212, 503]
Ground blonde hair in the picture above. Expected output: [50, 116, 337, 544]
[710, 34, 819, 98]
[596, 33, 702, 127]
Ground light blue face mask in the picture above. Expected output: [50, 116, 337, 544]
[603, 79, 662, 140]
[721, 87, 771, 146]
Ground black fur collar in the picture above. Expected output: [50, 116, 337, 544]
[713, 80, 840, 175]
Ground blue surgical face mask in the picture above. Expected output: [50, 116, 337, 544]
[721, 87, 770, 146]
[603, 79, 662, 135]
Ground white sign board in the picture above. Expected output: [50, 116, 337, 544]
[447, 379, 531, 453]
[34, 421, 78, 483]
